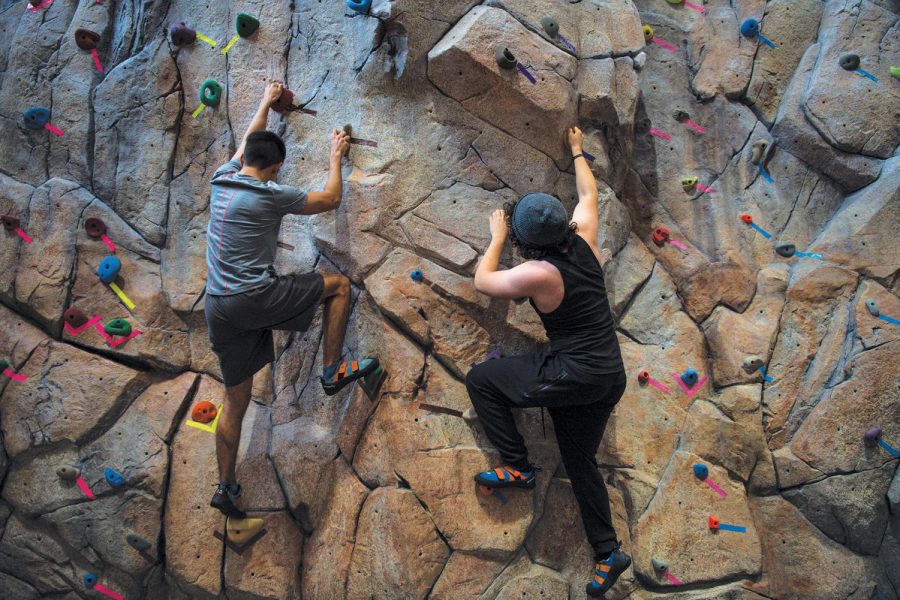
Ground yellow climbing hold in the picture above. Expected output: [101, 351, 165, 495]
[226, 517, 264, 545]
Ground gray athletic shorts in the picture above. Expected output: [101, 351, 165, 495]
[205, 272, 324, 387]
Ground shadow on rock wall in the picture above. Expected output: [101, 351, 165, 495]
[0, 0, 897, 598]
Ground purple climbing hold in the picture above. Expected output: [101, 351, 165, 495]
[864, 425, 882, 448]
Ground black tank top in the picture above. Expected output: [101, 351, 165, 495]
[529, 235, 624, 378]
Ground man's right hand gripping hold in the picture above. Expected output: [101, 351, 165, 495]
[205, 82, 380, 519]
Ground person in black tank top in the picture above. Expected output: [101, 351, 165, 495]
[465, 128, 630, 598]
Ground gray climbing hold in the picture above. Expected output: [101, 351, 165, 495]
[742, 355, 764, 372]
[672, 109, 690, 122]
[750, 139, 768, 164]
[652, 557, 668, 571]
[462, 407, 478, 422]
[496, 46, 517, 70]
[57, 466, 80, 481]
[126, 532, 151, 552]
[775, 243, 796, 258]
[540, 16, 559, 38]
[865, 299, 880, 317]
[839, 53, 860, 71]
[633, 51, 647, 71]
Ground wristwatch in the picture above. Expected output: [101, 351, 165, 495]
[572, 153, 584, 161]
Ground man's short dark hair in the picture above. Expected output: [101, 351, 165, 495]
[244, 131, 286, 169]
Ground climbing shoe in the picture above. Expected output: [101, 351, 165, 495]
[586, 543, 632, 597]
[474, 465, 536, 489]
[210, 482, 246, 519]
[321, 358, 380, 396]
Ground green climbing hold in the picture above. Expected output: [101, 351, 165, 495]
[104, 318, 132, 337]
[0, 358, 8, 370]
[665, 0, 683, 4]
[891, 66, 900, 79]
[200, 80, 222, 107]
[236, 13, 260, 38]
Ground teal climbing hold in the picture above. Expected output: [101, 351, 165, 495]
[236, 13, 260, 38]
[200, 80, 222, 107]
[346, 0, 372, 14]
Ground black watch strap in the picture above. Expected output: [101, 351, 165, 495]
[572, 153, 584, 161]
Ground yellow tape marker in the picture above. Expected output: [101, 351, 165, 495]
[196, 32, 217, 47]
[192, 104, 206, 119]
[185, 404, 222, 433]
[108, 282, 136, 311]
[220, 34, 240, 55]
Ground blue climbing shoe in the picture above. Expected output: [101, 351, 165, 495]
[586, 543, 632, 597]
[474, 465, 536, 489]
[321, 358, 380, 396]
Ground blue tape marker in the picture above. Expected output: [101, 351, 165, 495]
[855, 68, 878, 82]
[583, 150, 595, 162]
[719, 524, 747, 533]
[878, 314, 900, 326]
[558, 34, 576, 52]
[878, 439, 899, 458]
[756, 34, 776, 49]
[758, 163, 774, 183]
[758, 365, 773, 382]
[749, 223, 772, 239]
[516, 62, 537, 84]
[795, 252, 823, 259]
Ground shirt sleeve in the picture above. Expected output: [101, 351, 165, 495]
[211, 159, 241, 180]
[269, 183, 308, 215]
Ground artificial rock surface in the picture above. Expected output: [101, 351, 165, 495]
[0, 0, 897, 599]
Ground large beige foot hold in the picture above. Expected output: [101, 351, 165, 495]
[226, 517, 264, 545]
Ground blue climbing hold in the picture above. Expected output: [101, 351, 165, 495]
[104, 467, 126, 487]
[346, 0, 371, 14]
[83, 573, 97, 588]
[24, 107, 51, 130]
[680, 368, 699, 387]
[693, 463, 709, 480]
[410, 269, 423, 282]
[97, 256, 121, 284]
[740, 18, 760, 37]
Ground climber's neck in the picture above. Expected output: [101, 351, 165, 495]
[239, 166, 276, 183]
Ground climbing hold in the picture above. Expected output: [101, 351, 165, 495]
[741, 214, 753, 224]
[57, 466, 81, 480]
[236, 13, 260, 38]
[104, 467, 125, 487]
[775, 243, 796, 258]
[359, 364, 387, 401]
[865, 299, 880, 317]
[346, 0, 372, 14]
[496, 46, 517, 70]
[1, 215, 19, 231]
[104, 318, 132, 337]
[708, 515, 721, 530]
[642, 25, 654, 44]
[169, 22, 197, 46]
[84, 217, 107, 239]
[839, 53, 860, 72]
[462, 407, 478, 422]
[23, 107, 51, 130]
[410, 269, 424, 282]
[652, 557, 668, 572]
[680, 368, 699, 387]
[864, 425, 882, 448]
[693, 463, 709, 480]
[742, 355, 764, 372]
[191, 401, 218, 424]
[652, 227, 670, 247]
[83, 573, 98, 588]
[64, 307, 89, 328]
[97, 256, 121, 284]
[672, 109, 690, 122]
[75, 28, 100, 51]
[0, 358, 7, 370]
[750, 139, 768, 164]
[665, 0, 681, 4]
[200, 79, 222, 108]
[892, 66, 900, 79]
[226, 516, 265, 545]
[739, 18, 758, 37]
[681, 176, 698, 191]
[540, 16, 559, 38]
[126, 532, 151, 552]
[271, 88, 295, 113]
[637, 370, 650, 385]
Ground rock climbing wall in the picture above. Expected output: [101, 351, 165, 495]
[0, 0, 897, 598]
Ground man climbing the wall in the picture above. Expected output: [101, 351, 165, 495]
[205, 82, 381, 519]
[466, 127, 630, 597]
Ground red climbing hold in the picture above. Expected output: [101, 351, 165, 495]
[741, 214, 753, 224]
[652, 227, 670, 246]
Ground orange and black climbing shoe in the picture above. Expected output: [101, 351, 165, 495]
[320, 358, 380, 396]
[474, 465, 536, 489]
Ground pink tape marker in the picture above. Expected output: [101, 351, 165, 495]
[28, 0, 53, 12]
[669, 239, 688, 250]
[93, 584, 124, 600]
[649, 378, 670, 392]
[683, 119, 705, 133]
[704, 478, 727, 498]
[64, 315, 103, 336]
[90, 48, 104, 73]
[3, 368, 27, 382]
[15, 228, 33, 243]
[44, 123, 64, 136]
[94, 322, 142, 348]
[684, 1, 705, 12]
[75, 475, 96, 500]
[638, 371, 671, 393]
[673, 373, 708, 398]
[695, 184, 715, 194]
[100, 233, 115, 252]
[651, 37, 678, 52]
[649, 128, 672, 140]
[664, 571, 683, 585]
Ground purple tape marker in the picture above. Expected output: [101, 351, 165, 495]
[516, 62, 537, 84]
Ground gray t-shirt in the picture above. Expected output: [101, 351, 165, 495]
[206, 160, 308, 295]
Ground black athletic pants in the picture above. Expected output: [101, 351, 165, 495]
[465, 351, 627, 559]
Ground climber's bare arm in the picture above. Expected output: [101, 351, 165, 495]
[232, 82, 283, 162]
[568, 126, 600, 251]
[474, 210, 554, 299]
[302, 129, 350, 214]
